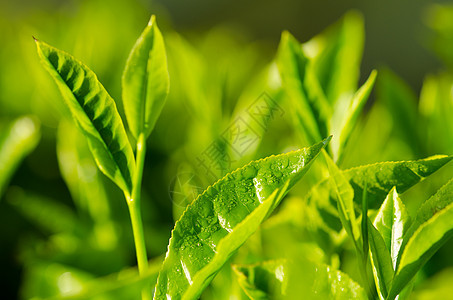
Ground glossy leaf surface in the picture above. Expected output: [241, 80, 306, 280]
[234, 258, 366, 299]
[122, 15, 169, 139]
[324, 152, 360, 246]
[389, 179, 453, 299]
[368, 219, 394, 299]
[304, 11, 364, 105]
[374, 187, 409, 268]
[345, 155, 452, 207]
[35, 39, 135, 196]
[154, 137, 331, 299]
[306, 155, 451, 248]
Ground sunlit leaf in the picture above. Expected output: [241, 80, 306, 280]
[304, 11, 364, 105]
[368, 219, 394, 299]
[374, 187, 410, 268]
[277, 31, 331, 145]
[154, 137, 331, 299]
[389, 179, 453, 299]
[35, 39, 135, 196]
[233, 260, 287, 299]
[287, 260, 367, 299]
[306, 155, 452, 246]
[324, 152, 360, 248]
[122, 15, 169, 140]
[345, 155, 452, 208]
[330, 70, 377, 162]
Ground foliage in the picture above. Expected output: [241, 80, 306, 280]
[1, 2, 453, 300]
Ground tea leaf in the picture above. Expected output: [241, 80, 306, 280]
[374, 187, 409, 268]
[389, 179, 453, 299]
[234, 258, 367, 299]
[330, 70, 377, 162]
[122, 15, 169, 139]
[288, 260, 367, 299]
[304, 11, 364, 105]
[345, 155, 452, 208]
[0, 116, 40, 198]
[277, 31, 331, 145]
[154, 137, 331, 299]
[324, 152, 360, 247]
[233, 260, 288, 299]
[368, 219, 394, 299]
[368, 187, 409, 299]
[307, 155, 451, 246]
[35, 39, 135, 196]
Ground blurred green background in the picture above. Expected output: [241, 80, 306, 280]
[1, 0, 453, 299]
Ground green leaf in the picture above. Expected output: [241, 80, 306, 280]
[309, 264, 367, 299]
[304, 11, 364, 105]
[324, 152, 360, 246]
[288, 260, 367, 299]
[0, 116, 40, 198]
[368, 219, 394, 299]
[35, 39, 135, 196]
[154, 137, 331, 300]
[306, 155, 451, 246]
[345, 155, 453, 208]
[389, 179, 453, 299]
[122, 15, 169, 139]
[374, 187, 410, 268]
[330, 70, 377, 162]
[233, 260, 287, 299]
[277, 31, 331, 145]
[368, 186, 410, 299]
[234, 258, 367, 299]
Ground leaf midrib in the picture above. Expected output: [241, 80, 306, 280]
[46, 45, 132, 192]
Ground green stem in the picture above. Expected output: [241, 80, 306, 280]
[127, 133, 151, 300]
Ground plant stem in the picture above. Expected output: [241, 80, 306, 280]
[127, 133, 151, 300]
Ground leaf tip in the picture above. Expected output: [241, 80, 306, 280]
[32, 35, 38, 42]
[148, 14, 156, 26]
[324, 135, 333, 145]
[370, 69, 378, 81]
[281, 30, 291, 42]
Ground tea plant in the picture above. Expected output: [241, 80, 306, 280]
[1, 8, 449, 300]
